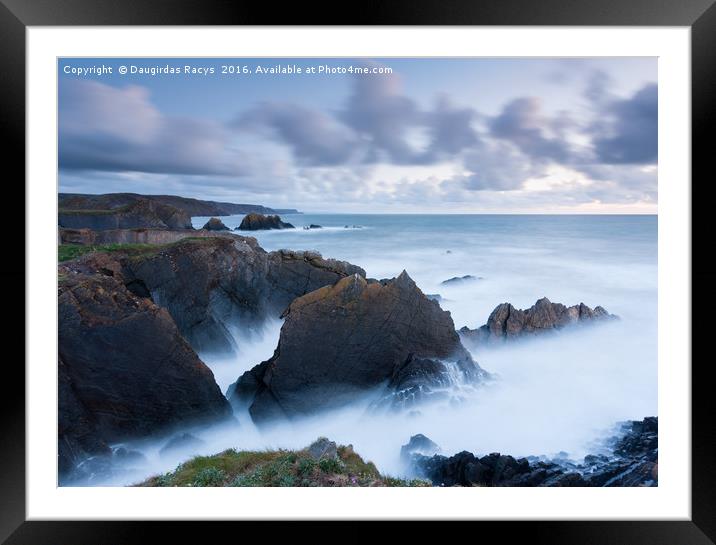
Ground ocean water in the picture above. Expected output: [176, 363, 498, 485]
[89, 214, 658, 485]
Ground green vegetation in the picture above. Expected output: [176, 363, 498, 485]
[137, 441, 432, 488]
[58, 243, 159, 262]
[58, 238, 220, 263]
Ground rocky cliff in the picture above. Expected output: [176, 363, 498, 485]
[58, 272, 232, 476]
[231, 271, 488, 423]
[59, 198, 193, 230]
[58, 192, 284, 216]
[60, 237, 365, 354]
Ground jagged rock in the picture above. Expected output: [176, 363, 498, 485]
[441, 275, 480, 285]
[59, 237, 365, 354]
[58, 272, 232, 477]
[307, 438, 338, 460]
[400, 434, 441, 461]
[201, 217, 230, 231]
[237, 213, 294, 230]
[460, 297, 618, 346]
[426, 294, 442, 302]
[303, 224, 322, 230]
[231, 271, 487, 423]
[59, 197, 193, 230]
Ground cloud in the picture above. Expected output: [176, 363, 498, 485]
[59, 80, 249, 176]
[236, 102, 359, 166]
[489, 97, 572, 163]
[590, 83, 657, 164]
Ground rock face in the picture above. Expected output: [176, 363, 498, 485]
[59, 237, 365, 354]
[230, 271, 488, 423]
[59, 198, 193, 230]
[409, 417, 657, 487]
[59, 227, 237, 246]
[400, 434, 441, 461]
[237, 213, 294, 231]
[58, 272, 232, 477]
[202, 217, 230, 231]
[58, 192, 283, 217]
[459, 297, 618, 346]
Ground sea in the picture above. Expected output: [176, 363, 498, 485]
[82, 214, 659, 485]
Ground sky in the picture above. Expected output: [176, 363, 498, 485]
[58, 57, 657, 213]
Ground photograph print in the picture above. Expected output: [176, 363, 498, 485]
[57, 57, 658, 488]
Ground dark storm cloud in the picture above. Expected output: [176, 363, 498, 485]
[59, 80, 249, 176]
[590, 83, 658, 164]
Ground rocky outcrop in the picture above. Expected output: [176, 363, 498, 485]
[459, 297, 618, 346]
[58, 192, 286, 217]
[408, 417, 657, 487]
[59, 198, 193, 230]
[58, 272, 232, 477]
[59, 237, 365, 354]
[441, 275, 480, 285]
[59, 227, 238, 246]
[202, 217, 230, 231]
[230, 271, 488, 423]
[237, 213, 294, 231]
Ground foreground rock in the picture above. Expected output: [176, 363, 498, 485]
[460, 297, 618, 346]
[408, 417, 657, 487]
[60, 237, 365, 354]
[202, 217, 230, 231]
[58, 272, 232, 478]
[231, 271, 488, 423]
[237, 213, 294, 230]
[59, 197, 193, 230]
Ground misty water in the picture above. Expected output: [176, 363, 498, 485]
[85, 214, 657, 485]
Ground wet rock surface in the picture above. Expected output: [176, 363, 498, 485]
[408, 417, 657, 487]
[237, 213, 294, 230]
[460, 297, 618, 346]
[231, 271, 488, 423]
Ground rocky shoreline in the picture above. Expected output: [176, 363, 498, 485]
[56, 197, 655, 486]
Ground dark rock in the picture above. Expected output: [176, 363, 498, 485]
[307, 437, 338, 460]
[304, 224, 322, 229]
[58, 271, 232, 476]
[59, 197, 193, 230]
[60, 237, 365, 355]
[400, 434, 441, 461]
[159, 433, 205, 457]
[441, 275, 479, 285]
[426, 294, 442, 302]
[460, 297, 619, 347]
[201, 217, 230, 231]
[411, 416, 658, 487]
[237, 213, 294, 230]
[231, 271, 488, 423]
[112, 447, 147, 464]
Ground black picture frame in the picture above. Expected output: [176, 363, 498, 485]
[3, 0, 714, 542]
